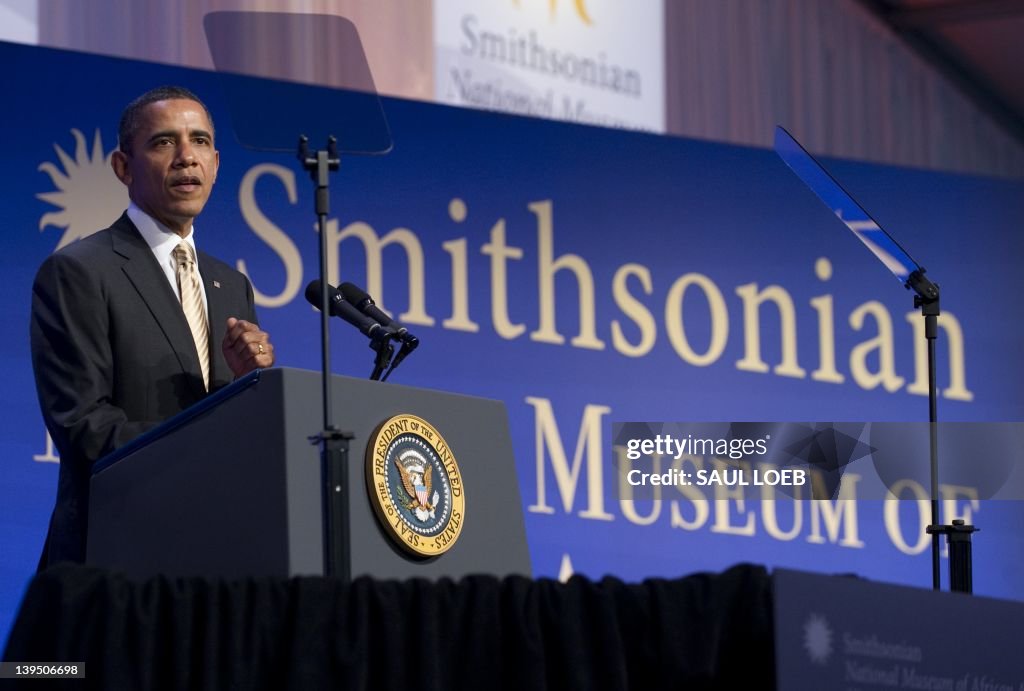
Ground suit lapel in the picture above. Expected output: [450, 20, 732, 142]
[110, 214, 207, 400]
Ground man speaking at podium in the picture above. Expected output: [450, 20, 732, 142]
[30, 86, 276, 568]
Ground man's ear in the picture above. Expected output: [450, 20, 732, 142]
[111, 150, 131, 185]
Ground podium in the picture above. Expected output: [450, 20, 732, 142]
[86, 367, 531, 580]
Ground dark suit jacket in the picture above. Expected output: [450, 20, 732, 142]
[30, 213, 258, 567]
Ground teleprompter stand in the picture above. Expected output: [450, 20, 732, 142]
[774, 126, 977, 593]
[916, 288, 980, 590]
[204, 11, 394, 582]
[908, 271, 978, 593]
[299, 135, 355, 581]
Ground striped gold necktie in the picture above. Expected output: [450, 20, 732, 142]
[173, 242, 210, 390]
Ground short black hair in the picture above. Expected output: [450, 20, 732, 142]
[118, 86, 215, 153]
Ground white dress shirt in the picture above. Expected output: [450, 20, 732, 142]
[127, 202, 209, 315]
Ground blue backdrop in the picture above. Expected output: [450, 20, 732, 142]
[3, 40, 1023, 644]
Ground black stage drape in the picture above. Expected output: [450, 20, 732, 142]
[3, 563, 774, 690]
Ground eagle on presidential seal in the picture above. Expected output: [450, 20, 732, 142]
[394, 450, 441, 522]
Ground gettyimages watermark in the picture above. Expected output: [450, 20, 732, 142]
[612, 422, 1024, 501]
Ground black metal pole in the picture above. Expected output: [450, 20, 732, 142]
[912, 271, 978, 594]
[314, 147, 333, 431]
[907, 270, 949, 592]
[926, 312, 941, 591]
[300, 136, 352, 583]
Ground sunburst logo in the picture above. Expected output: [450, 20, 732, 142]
[802, 613, 833, 665]
[37, 128, 127, 251]
[513, 0, 594, 25]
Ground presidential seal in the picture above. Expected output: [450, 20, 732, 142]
[365, 414, 465, 557]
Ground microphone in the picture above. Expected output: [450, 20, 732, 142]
[339, 282, 420, 381]
[339, 282, 419, 349]
[304, 280, 394, 340]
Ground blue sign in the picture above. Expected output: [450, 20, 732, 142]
[3, 40, 1024, 644]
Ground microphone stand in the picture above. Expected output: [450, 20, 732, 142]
[369, 337, 394, 381]
[298, 135, 354, 583]
[381, 336, 418, 382]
